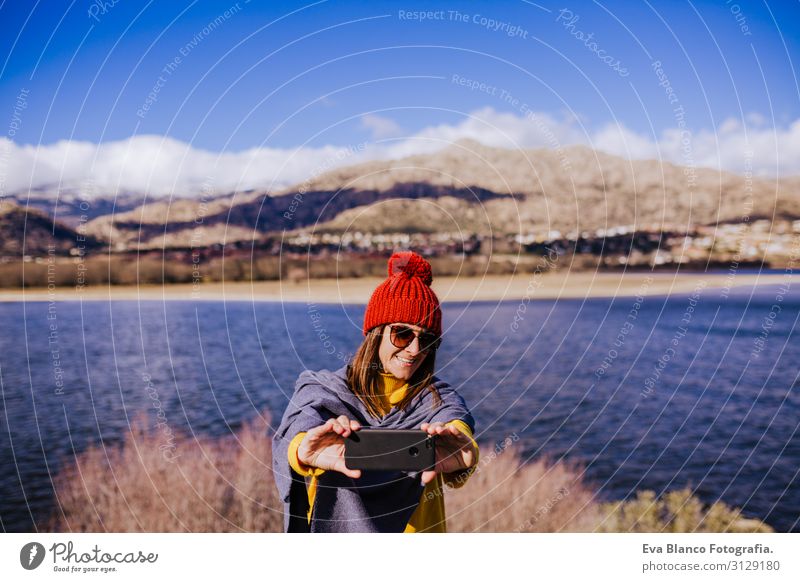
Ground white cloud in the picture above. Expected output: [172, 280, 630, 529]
[395, 107, 800, 178]
[360, 114, 403, 139]
[407, 107, 585, 150]
[0, 135, 377, 197]
[1, 109, 797, 199]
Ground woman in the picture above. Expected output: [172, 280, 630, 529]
[272, 251, 479, 532]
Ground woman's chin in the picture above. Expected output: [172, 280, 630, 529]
[389, 369, 411, 380]
[388, 361, 416, 380]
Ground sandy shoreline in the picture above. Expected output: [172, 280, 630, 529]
[0, 271, 793, 303]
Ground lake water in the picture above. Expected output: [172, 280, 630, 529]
[1, 277, 799, 532]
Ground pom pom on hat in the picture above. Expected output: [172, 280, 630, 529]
[388, 251, 433, 285]
[363, 251, 441, 336]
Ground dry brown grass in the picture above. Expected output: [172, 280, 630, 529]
[445, 441, 602, 532]
[50, 422, 772, 533]
[51, 413, 283, 532]
[0, 254, 535, 289]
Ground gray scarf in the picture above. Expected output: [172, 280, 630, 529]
[272, 365, 474, 532]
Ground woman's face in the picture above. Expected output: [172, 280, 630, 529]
[378, 323, 430, 381]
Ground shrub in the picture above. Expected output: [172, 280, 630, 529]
[445, 446, 601, 532]
[50, 427, 772, 533]
[595, 488, 773, 533]
[51, 413, 283, 532]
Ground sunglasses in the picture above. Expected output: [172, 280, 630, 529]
[387, 324, 440, 352]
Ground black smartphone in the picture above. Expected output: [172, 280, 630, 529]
[344, 428, 436, 471]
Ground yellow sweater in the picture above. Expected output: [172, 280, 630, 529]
[287, 372, 478, 532]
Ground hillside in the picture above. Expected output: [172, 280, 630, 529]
[7, 187, 148, 229]
[0, 202, 101, 256]
[81, 141, 800, 249]
[298, 139, 799, 234]
[84, 183, 511, 249]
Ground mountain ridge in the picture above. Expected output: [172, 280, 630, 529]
[66, 141, 800, 249]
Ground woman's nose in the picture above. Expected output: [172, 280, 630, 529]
[405, 336, 422, 355]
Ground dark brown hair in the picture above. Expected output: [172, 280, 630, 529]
[346, 325, 442, 419]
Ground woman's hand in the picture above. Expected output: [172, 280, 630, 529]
[419, 422, 477, 485]
[296, 416, 362, 479]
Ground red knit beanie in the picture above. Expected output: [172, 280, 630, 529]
[363, 251, 442, 336]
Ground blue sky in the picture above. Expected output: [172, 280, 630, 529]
[0, 0, 798, 193]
